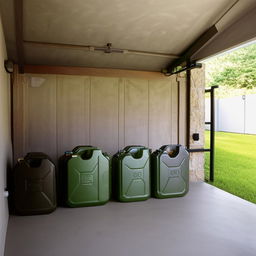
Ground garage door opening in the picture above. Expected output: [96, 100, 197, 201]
[203, 40, 256, 204]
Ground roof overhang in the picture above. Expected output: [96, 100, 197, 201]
[0, 0, 255, 73]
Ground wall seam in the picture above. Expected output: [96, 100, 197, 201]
[117, 79, 120, 149]
[89, 77, 91, 145]
[147, 80, 150, 148]
[124, 79, 126, 147]
[55, 75, 58, 160]
[176, 75, 180, 144]
[170, 78, 172, 144]
[24, 75, 28, 153]
[84, 77, 87, 143]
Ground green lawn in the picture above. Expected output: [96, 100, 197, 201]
[204, 131, 256, 204]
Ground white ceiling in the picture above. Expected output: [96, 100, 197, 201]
[0, 0, 255, 71]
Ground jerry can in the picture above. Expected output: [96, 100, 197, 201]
[60, 146, 110, 207]
[112, 146, 150, 202]
[13, 152, 57, 215]
[151, 145, 189, 198]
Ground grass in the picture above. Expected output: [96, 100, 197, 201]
[204, 131, 256, 204]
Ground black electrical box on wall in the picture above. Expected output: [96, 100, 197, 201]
[192, 133, 200, 141]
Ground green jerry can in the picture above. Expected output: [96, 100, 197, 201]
[13, 152, 57, 215]
[112, 146, 150, 202]
[61, 146, 110, 207]
[151, 145, 189, 198]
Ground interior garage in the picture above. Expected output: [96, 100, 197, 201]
[0, 1, 256, 256]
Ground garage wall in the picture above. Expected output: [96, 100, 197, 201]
[0, 16, 12, 256]
[13, 73, 187, 164]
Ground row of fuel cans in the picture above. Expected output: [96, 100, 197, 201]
[12, 145, 189, 215]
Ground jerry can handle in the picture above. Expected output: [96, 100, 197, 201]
[124, 145, 145, 152]
[18, 157, 24, 163]
[160, 144, 181, 152]
[72, 145, 96, 154]
[25, 152, 48, 159]
[161, 145, 181, 158]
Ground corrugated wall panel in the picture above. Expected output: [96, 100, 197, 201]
[148, 79, 171, 149]
[13, 73, 186, 164]
[24, 75, 57, 162]
[56, 75, 88, 155]
[90, 77, 119, 154]
[124, 79, 149, 147]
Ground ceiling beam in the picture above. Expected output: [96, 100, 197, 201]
[14, 0, 24, 73]
[24, 65, 169, 80]
[165, 25, 218, 75]
[192, 6, 256, 61]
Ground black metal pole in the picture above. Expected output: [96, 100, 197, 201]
[209, 86, 217, 181]
[186, 63, 191, 149]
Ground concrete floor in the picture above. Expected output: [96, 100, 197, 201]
[4, 182, 256, 256]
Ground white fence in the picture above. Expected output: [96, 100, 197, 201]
[205, 94, 256, 134]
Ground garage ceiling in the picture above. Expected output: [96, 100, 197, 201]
[0, 0, 255, 71]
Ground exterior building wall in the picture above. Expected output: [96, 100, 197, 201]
[189, 66, 205, 181]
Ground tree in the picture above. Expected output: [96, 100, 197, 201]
[205, 43, 256, 89]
